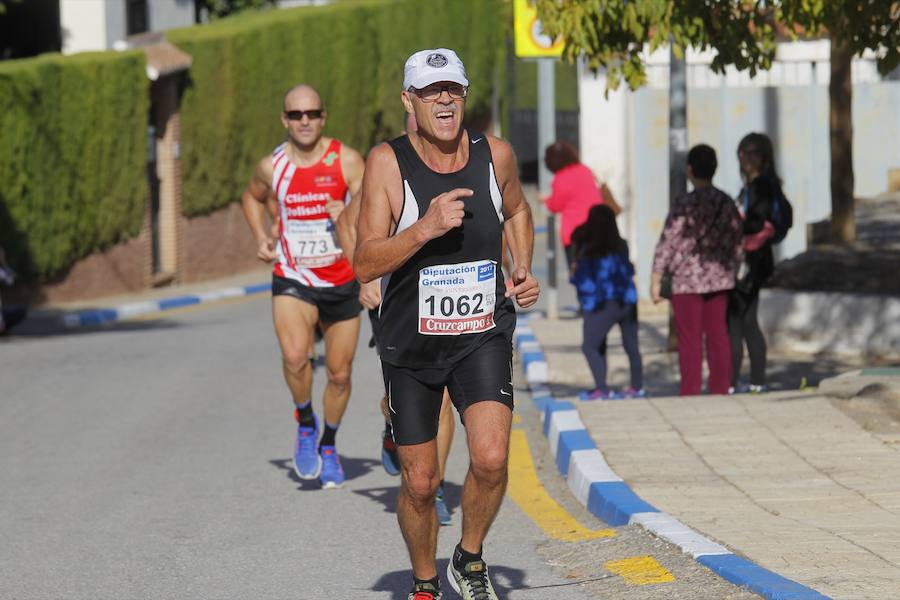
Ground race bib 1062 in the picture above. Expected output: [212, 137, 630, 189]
[418, 260, 496, 335]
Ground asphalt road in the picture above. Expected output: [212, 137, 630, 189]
[1, 288, 759, 599]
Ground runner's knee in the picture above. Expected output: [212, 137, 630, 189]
[282, 347, 312, 374]
[469, 443, 508, 483]
[402, 467, 440, 504]
[326, 364, 352, 388]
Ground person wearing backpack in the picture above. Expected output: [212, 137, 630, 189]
[729, 132, 790, 393]
[570, 204, 644, 400]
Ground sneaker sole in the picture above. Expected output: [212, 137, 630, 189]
[293, 454, 322, 480]
[320, 479, 343, 489]
[446, 562, 462, 596]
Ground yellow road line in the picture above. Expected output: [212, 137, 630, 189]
[507, 429, 616, 542]
[604, 556, 675, 585]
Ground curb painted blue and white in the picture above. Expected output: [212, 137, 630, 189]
[514, 312, 831, 600]
[61, 282, 271, 329]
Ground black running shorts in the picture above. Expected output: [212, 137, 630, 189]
[272, 275, 362, 324]
[381, 335, 514, 445]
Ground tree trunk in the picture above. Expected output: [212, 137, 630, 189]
[829, 39, 856, 244]
[667, 46, 687, 352]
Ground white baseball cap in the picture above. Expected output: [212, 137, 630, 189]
[403, 48, 469, 90]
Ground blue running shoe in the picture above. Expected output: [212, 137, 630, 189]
[435, 485, 451, 526]
[381, 430, 401, 476]
[578, 389, 617, 401]
[319, 445, 345, 489]
[293, 415, 321, 480]
[620, 386, 647, 399]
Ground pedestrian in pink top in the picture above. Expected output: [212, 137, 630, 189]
[543, 141, 619, 270]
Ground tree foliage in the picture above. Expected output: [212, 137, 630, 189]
[535, 1, 900, 90]
[779, 0, 900, 76]
[169, 0, 507, 216]
[536, 0, 899, 244]
[197, 0, 276, 20]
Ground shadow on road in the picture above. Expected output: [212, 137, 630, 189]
[354, 480, 463, 516]
[353, 485, 399, 514]
[370, 558, 527, 600]
[269, 455, 381, 491]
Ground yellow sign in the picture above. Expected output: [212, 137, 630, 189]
[514, 0, 564, 58]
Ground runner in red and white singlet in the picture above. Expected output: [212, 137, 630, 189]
[271, 138, 355, 287]
[241, 84, 371, 490]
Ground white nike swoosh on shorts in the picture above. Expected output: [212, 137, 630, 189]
[500, 389, 512, 396]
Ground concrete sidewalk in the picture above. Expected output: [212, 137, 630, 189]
[524, 308, 900, 599]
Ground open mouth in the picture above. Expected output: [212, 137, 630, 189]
[434, 109, 455, 125]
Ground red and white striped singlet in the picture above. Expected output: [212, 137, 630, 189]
[271, 139, 355, 287]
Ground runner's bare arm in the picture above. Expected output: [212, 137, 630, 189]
[490, 136, 540, 308]
[334, 146, 366, 265]
[242, 157, 277, 262]
[336, 147, 382, 309]
[354, 143, 471, 283]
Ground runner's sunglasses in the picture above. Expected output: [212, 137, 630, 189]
[407, 84, 468, 102]
[285, 109, 324, 121]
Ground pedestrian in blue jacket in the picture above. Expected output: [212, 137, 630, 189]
[570, 205, 644, 400]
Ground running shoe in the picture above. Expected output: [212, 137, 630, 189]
[408, 581, 442, 600]
[749, 384, 768, 394]
[0, 306, 26, 335]
[435, 485, 451, 526]
[731, 383, 752, 394]
[619, 386, 647, 399]
[319, 445, 345, 489]
[292, 415, 321, 480]
[448, 558, 498, 600]
[382, 429, 401, 476]
[578, 388, 617, 401]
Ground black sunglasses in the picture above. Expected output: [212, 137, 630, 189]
[285, 109, 324, 121]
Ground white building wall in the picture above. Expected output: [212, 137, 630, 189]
[579, 39, 900, 298]
[60, 0, 109, 54]
[105, 0, 127, 49]
[61, 0, 195, 55]
[149, 0, 196, 31]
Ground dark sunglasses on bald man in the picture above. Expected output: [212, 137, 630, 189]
[285, 109, 324, 121]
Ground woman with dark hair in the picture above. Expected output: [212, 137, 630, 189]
[543, 140, 619, 270]
[651, 144, 744, 396]
[729, 132, 779, 393]
[569, 205, 644, 400]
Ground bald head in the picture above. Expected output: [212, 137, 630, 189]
[283, 84, 322, 112]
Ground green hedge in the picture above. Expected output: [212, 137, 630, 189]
[169, 0, 509, 216]
[0, 0, 509, 277]
[0, 51, 148, 278]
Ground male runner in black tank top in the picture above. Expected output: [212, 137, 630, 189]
[354, 48, 539, 600]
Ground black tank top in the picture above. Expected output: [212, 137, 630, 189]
[377, 130, 515, 369]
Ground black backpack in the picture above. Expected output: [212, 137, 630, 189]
[768, 179, 793, 244]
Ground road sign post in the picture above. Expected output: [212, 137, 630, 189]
[514, 0, 563, 319]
